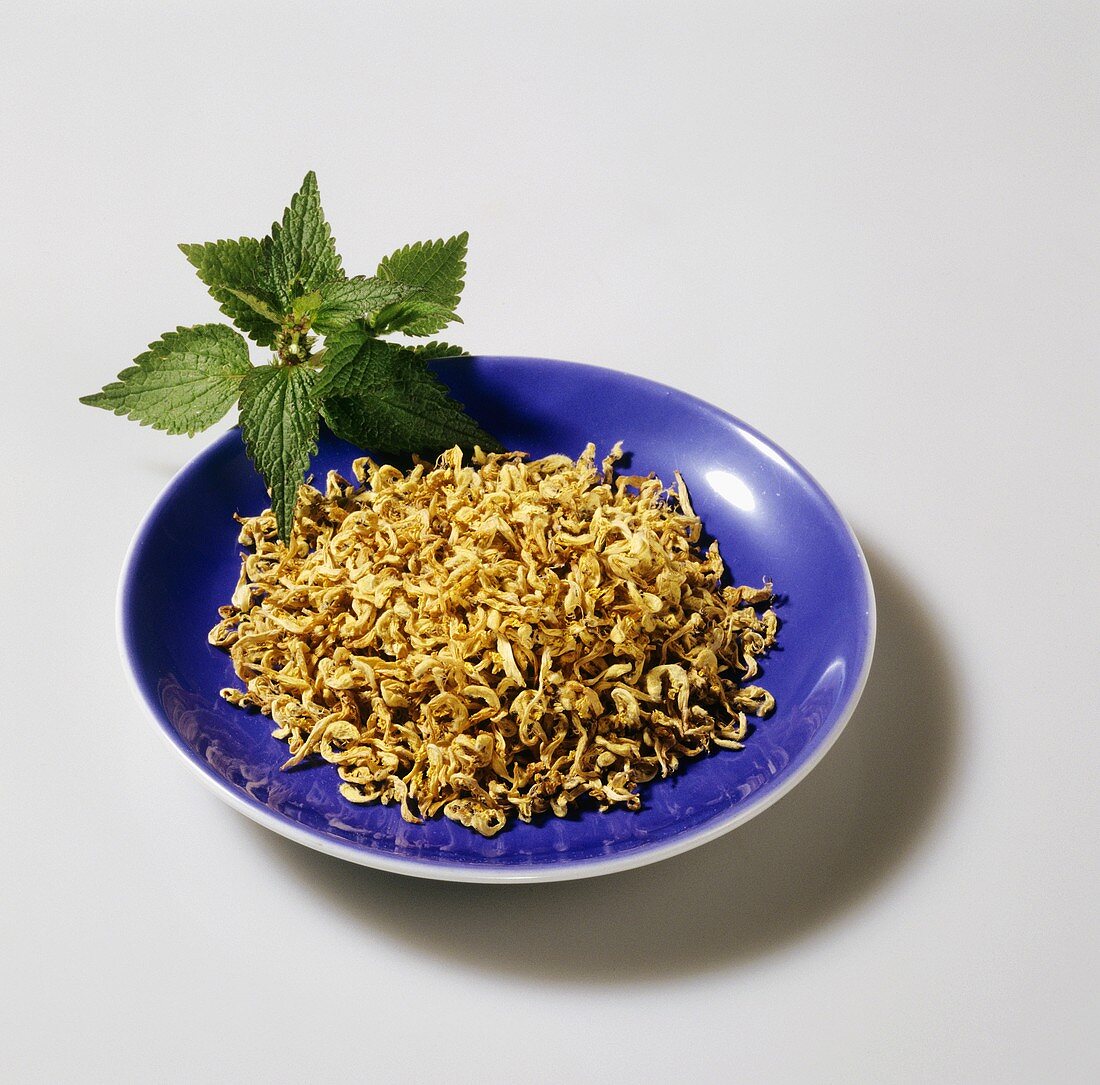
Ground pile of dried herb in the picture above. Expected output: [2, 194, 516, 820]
[209, 445, 778, 836]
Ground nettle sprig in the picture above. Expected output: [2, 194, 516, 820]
[81, 172, 501, 538]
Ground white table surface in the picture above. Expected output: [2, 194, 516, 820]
[3, 4, 1097, 1082]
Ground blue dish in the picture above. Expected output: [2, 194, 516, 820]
[119, 357, 875, 882]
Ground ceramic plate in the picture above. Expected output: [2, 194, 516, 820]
[119, 357, 875, 882]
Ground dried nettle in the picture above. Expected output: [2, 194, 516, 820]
[81, 172, 501, 538]
[209, 444, 779, 837]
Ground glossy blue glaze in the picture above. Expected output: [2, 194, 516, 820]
[120, 357, 874, 880]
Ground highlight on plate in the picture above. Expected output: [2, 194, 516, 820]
[209, 443, 779, 837]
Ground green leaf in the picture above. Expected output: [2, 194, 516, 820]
[292, 291, 324, 319]
[80, 324, 252, 436]
[321, 384, 501, 460]
[377, 232, 468, 302]
[369, 296, 461, 337]
[410, 341, 467, 360]
[376, 232, 467, 335]
[268, 171, 342, 305]
[313, 328, 406, 399]
[314, 325, 500, 458]
[226, 287, 284, 324]
[238, 364, 320, 540]
[312, 276, 418, 336]
[179, 237, 282, 346]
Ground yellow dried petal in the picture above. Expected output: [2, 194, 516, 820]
[208, 444, 778, 836]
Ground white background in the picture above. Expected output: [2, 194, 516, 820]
[3, 3, 1097, 1082]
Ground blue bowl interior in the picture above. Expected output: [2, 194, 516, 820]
[122, 357, 873, 873]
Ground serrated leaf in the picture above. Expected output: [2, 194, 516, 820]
[313, 328, 406, 399]
[179, 237, 282, 346]
[321, 382, 501, 460]
[411, 341, 467, 360]
[370, 296, 460, 337]
[376, 232, 467, 335]
[226, 287, 284, 324]
[238, 365, 320, 540]
[313, 325, 500, 458]
[80, 324, 252, 436]
[268, 171, 343, 305]
[312, 276, 418, 336]
[377, 232, 468, 302]
[292, 291, 324, 319]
